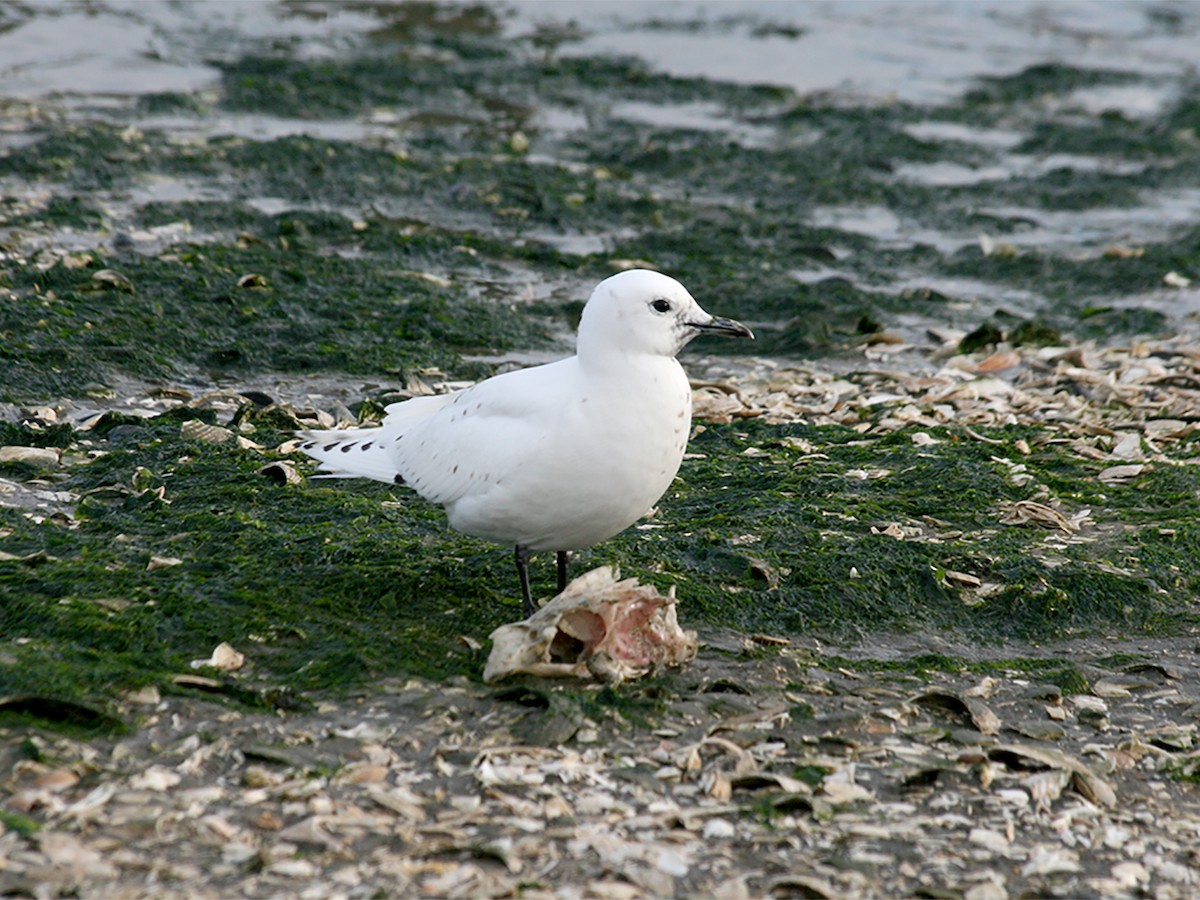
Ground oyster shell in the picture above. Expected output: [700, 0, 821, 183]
[483, 567, 697, 684]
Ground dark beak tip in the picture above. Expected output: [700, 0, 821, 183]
[699, 316, 754, 340]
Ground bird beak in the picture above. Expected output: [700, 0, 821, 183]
[689, 315, 754, 340]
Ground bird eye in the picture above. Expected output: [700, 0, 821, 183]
[651, 299, 672, 313]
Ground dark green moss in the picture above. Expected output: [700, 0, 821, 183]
[0, 418, 504, 700]
[220, 55, 438, 119]
[5, 13, 1200, 708]
[1016, 115, 1190, 159]
[610, 422, 1200, 642]
[962, 63, 1141, 106]
[959, 321, 1004, 353]
[1006, 319, 1062, 347]
[136, 91, 210, 116]
[0, 421, 77, 448]
[0, 808, 41, 839]
[3, 411, 1200, 707]
[136, 200, 276, 233]
[936, 230, 1200, 337]
[3, 195, 106, 230]
[6, 32, 1199, 356]
[0, 124, 136, 185]
[0, 240, 552, 400]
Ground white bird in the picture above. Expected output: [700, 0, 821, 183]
[297, 269, 753, 615]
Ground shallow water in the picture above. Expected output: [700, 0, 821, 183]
[3, 0, 1200, 374]
[8, 2, 1196, 102]
[506, 0, 1200, 99]
[4, 0, 1195, 355]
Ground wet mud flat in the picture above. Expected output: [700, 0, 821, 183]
[4, 343, 1200, 896]
[3, 1, 1200, 896]
[3, 635, 1199, 898]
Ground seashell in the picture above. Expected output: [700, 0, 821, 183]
[943, 570, 982, 589]
[913, 689, 1001, 735]
[35, 769, 80, 792]
[484, 567, 697, 684]
[1102, 245, 1144, 259]
[988, 742, 1116, 807]
[0, 446, 61, 467]
[259, 461, 302, 485]
[180, 420, 235, 444]
[1098, 463, 1147, 484]
[88, 269, 135, 292]
[190, 642, 245, 671]
[129, 765, 182, 792]
[998, 499, 1078, 533]
[970, 348, 1021, 374]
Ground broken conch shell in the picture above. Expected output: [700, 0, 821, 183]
[483, 566, 698, 684]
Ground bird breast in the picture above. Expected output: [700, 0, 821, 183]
[441, 358, 693, 551]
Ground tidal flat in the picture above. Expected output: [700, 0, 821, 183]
[3, 0, 1200, 695]
[2, 3, 1200, 895]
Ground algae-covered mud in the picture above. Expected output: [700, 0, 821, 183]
[3, 0, 1200, 695]
[5, 2, 1200, 895]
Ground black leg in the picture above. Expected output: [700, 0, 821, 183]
[556, 550, 571, 593]
[514, 544, 534, 618]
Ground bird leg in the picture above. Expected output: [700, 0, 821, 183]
[556, 550, 571, 593]
[514, 544, 534, 618]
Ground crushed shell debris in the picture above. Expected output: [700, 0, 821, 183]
[2, 645, 1200, 897]
[5, 340, 1200, 895]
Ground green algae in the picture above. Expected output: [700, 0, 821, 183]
[961, 63, 1142, 107]
[136, 199, 275, 234]
[3, 413, 1198, 707]
[643, 422, 1198, 641]
[0, 234, 553, 400]
[0, 415, 499, 702]
[6, 54, 1198, 365]
[5, 20, 1200, 710]
[0, 808, 40, 840]
[4, 195, 106, 231]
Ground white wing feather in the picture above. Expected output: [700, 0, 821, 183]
[297, 392, 458, 483]
[390, 360, 575, 506]
[297, 362, 574, 495]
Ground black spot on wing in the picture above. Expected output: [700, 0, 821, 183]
[323, 442, 339, 452]
[393, 473, 405, 484]
[340, 442, 357, 453]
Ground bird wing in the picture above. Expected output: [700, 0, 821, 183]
[390, 359, 576, 506]
[297, 392, 458, 484]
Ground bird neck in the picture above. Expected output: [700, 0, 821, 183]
[576, 343, 685, 386]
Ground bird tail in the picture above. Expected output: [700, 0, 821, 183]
[296, 427, 404, 484]
[296, 391, 458, 485]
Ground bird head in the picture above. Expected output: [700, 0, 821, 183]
[577, 269, 753, 360]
